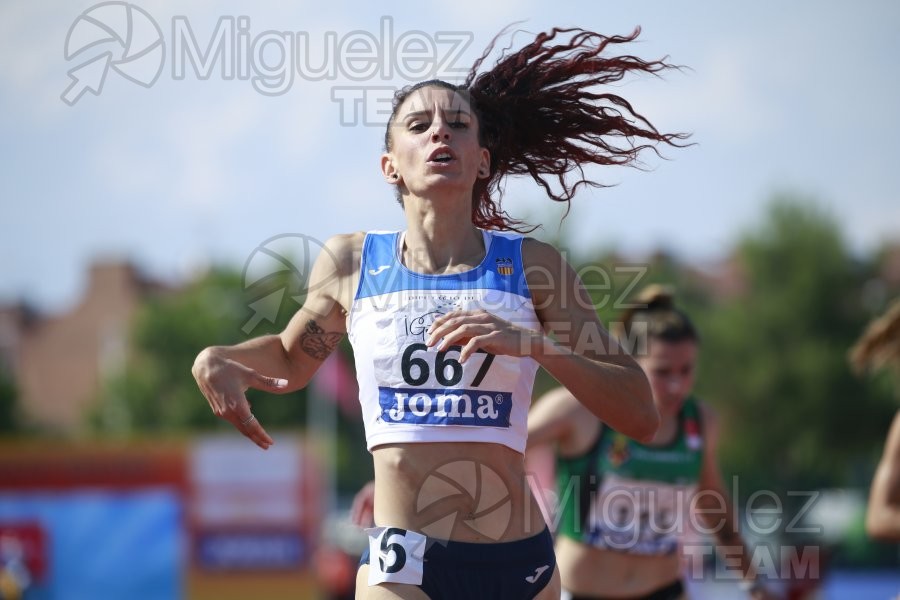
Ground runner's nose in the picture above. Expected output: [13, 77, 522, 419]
[431, 120, 451, 142]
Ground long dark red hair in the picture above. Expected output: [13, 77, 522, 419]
[385, 26, 690, 231]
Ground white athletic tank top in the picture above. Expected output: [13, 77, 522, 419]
[347, 230, 541, 453]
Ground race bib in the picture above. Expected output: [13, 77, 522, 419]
[365, 526, 427, 586]
[585, 473, 695, 555]
[372, 293, 517, 429]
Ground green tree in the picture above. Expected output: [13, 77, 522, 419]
[0, 372, 19, 433]
[694, 197, 895, 494]
[90, 266, 313, 433]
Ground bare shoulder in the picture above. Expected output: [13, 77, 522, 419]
[521, 237, 577, 314]
[304, 231, 366, 313]
[696, 399, 721, 434]
[885, 411, 900, 458]
[696, 399, 719, 425]
[522, 236, 565, 270]
[696, 399, 722, 454]
[322, 231, 366, 276]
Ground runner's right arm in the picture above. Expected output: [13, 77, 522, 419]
[192, 233, 359, 448]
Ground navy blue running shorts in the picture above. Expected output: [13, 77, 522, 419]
[359, 527, 555, 599]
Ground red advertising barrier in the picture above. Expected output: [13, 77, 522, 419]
[0, 521, 47, 583]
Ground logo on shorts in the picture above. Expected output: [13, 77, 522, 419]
[525, 565, 550, 583]
[415, 460, 513, 543]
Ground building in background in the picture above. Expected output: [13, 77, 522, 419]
[0, 261, 169, 433]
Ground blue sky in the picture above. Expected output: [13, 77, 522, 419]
[1, 0, 898, 312]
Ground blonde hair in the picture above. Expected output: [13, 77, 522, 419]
[849, 298, 900, 374]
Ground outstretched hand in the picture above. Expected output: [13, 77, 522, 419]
[192, 349, 287, 450]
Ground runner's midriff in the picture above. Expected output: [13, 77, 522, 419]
[371, 442, 546, 543]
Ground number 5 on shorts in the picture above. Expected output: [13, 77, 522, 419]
[366, 526, 427, 586]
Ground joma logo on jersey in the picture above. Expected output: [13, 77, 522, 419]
[378, 387, 512, 427]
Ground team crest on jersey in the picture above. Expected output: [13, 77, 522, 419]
[607, 433, 631, 468]
[684, 417, 703, 451]
[495, 257, 514, 276]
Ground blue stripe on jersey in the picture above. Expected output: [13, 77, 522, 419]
[355, 231, 531, 300]
[378, 387, 513, 427]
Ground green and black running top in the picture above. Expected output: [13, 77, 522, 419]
[555, 396, 705, 556]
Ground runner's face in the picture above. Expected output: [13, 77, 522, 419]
[637, 339, 698, 416]
[384, 86, 489, 197]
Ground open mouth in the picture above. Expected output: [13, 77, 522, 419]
[427, 148, 455, 165]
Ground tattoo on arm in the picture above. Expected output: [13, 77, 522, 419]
[299, 320, 343, 360]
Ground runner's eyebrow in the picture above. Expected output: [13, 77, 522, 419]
[402, 108, 472, 121]
[402, 110, 429, 121]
